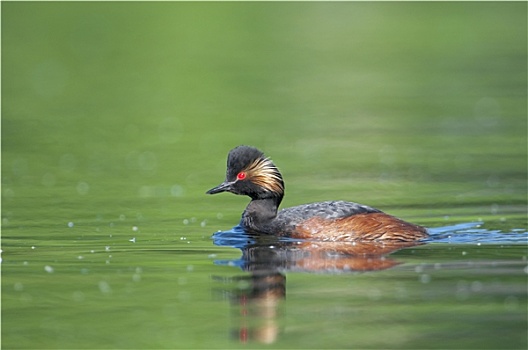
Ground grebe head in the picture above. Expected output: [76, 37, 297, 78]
[206, 146, 284, 203]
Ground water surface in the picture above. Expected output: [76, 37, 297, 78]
[2, 2, 527, 349]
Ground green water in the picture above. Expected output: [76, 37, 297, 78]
[2, 2, 527, 349]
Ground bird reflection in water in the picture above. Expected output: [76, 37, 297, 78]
[213, 228, 423, 344]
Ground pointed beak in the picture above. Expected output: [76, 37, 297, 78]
[206, 181, 234, 195]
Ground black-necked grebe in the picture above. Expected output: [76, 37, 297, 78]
[206, 146, 428, 242]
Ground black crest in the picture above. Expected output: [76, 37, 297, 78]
[226, 146, 265, 180]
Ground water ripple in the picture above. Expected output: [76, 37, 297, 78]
[427, 222, 528, 244]
[213, 222, 528, 248]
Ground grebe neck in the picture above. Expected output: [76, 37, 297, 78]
[242, 197, 281, 231]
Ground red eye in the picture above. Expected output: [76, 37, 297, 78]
[237, 172, 246, 180]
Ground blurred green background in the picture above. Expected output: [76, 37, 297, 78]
[3, 2, 526, 219]
[2, 2, 527, 349]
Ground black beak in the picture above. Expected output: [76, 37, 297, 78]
[206, 181, 234, 195]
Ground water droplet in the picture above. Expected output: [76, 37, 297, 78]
[474, 97, 501, 128]
[31, 60, 69, 98]
[72, 291, 85, 302]
[42, 173, 56, 187]
[367, 288, 382, 301]
[420, 274, 431, 284]
[59, 154, 77, 172]
[178, 291, 191, 302]
[503, 296, 519, 311]
[170, 185, 184, 197]
[138, 151, 157, 173]
[490, 203, 499, 215]
[12, 158, 29, 177]
[98, 281, 112, 294]
[76, 181, 90, 195]
[471, 281, 483, 292]
[158, 117, 183, 144]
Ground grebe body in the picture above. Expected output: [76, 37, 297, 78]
[207, 146, 427, 242]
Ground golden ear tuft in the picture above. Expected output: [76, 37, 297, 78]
[244, 157, 284, 194]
